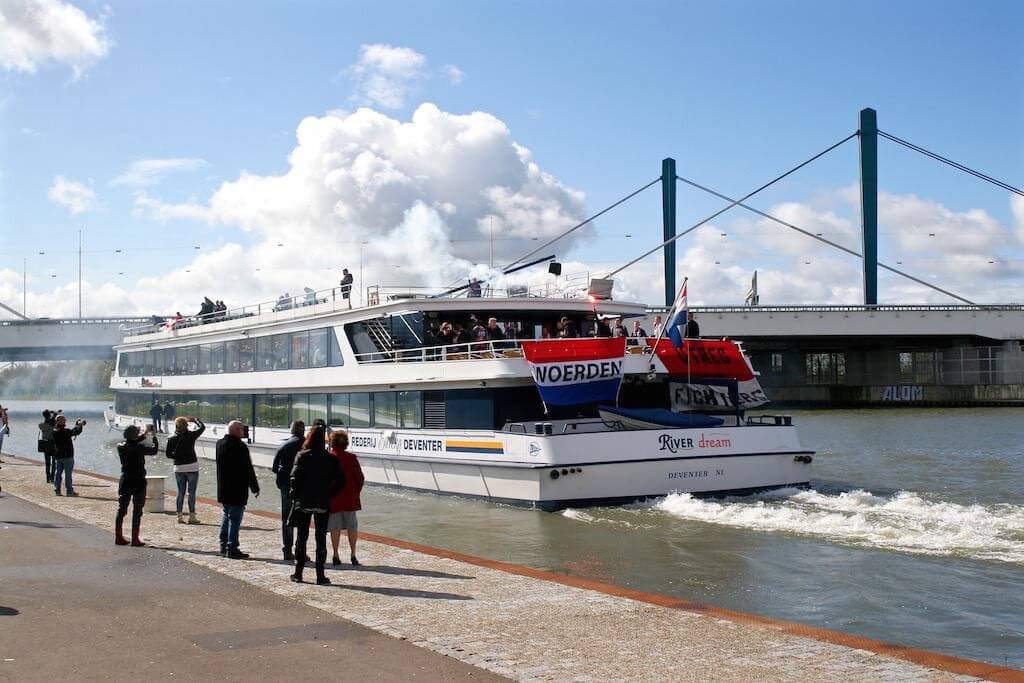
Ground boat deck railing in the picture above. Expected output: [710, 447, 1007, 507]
[353, 336, 651, 364]
[122, 273, 594, 338]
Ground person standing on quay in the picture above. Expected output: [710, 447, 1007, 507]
[0, 404, 8, 463]
[38, 410, 58, 483]
[288, 424, 344, 585]
[215, 420, 260, 559]
[162, 400, 176, 434]
[52, 415, 83, 496]
[328, 431, 364, 567]
[271, 420, 305, 561]
[149, 401, 163, 434]
[115, 425, 159, 546]
[166, 416, 205, 524]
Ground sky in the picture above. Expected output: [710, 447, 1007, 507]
[1, 0, 1022, 318]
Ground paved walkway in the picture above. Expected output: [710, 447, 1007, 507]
[0, 492, 502, 682]
[2, 455, 1020, 682]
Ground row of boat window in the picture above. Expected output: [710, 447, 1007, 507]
[117, 327, 343, 376]
[115, 390, 422, 430]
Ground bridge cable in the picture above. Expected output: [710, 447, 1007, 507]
[0, 301, 29, 320]
[604, 132, 858, 279]
[501, 177, 661, 271]
[878, 130, 1024, 198]
[676, 175, 976, 305]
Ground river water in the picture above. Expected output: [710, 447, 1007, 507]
[2, 400, 1022, 667]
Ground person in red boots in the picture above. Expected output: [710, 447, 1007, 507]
[115, 424, 159, 547]
[328, 430, 365, 567]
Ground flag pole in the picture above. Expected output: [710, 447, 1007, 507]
[647, 277, 687, 367]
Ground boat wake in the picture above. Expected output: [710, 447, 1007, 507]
[648, 487, 1024, 564]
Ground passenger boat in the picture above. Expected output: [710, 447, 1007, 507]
[109, 280, 813, 511]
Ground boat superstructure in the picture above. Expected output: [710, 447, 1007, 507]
[110, 282, 813, 510]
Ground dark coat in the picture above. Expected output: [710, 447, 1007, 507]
[149, 404, 162, 420]
[53, 424, 82, 459]
[166, 420, 205, 467]
[288, 447, 344, 518]
[215, 435, 259, 506]
[118, 437, 159, 482]
[271, 435, 304, 490]
[685, 319, 700, 338]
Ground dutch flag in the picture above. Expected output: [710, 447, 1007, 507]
[666, 280, 688, 348]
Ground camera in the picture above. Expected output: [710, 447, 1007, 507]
[75, 418, 87, 426]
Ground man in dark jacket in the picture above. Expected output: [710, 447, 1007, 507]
[115, 425, 160, 546]
[684, 312, 700, 339]
[149, 401, 163, 433]
[215, 421, 260, 559]
[52, 415, 83, 496]
[288, 425, 344, 585]
[271, 420, 305, 561]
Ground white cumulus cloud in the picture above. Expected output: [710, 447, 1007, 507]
[348, 43, 426, 109]
[0, 0, 110, 76]
[47, 175, 95, 213]
[112, 158, 206, 187]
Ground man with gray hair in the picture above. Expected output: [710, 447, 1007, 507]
[215, 420, 260, 559]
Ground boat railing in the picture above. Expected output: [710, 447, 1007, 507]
[353, 335, 650, 365]
[122, 271, 595, 338]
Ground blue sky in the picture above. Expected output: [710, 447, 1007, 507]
[1, 0, 1021, 316]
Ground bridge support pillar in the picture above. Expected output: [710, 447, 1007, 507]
[661, 157, 677, 307]
[859, 108, 878, 306]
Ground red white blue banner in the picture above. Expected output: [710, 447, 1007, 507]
[521, 338, 627, 408]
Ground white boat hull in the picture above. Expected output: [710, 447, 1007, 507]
[120, 415, 812, 511]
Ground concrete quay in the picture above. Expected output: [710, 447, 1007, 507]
[2, 454, 1021, 682]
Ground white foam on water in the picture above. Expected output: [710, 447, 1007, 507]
[561, 508, 656, 530]
[651, 488, 1024, 564]
[561, 509, 596, 523]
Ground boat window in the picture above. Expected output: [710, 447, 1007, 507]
[144, 350, 156, 376]
[308, 393, 328, 425]
[397, 391, 422, 428]
[198, 395, 223, 423]
[181, 395, 199, 420]
[445, 389, 494, 429]
[328, 328, 343, 366]
[349, 393, 371, 428]
[154, 349, 166, 376]
[256, 336, 274, 371]
[290, 394, 310, 425]
[256, 394, 290, 428]
[271, 334, 289, 370]
[329, 393, 349, 426]
[238, 339, 255, 372]
[372, 392, 398, 428]
[291, 331, 310, 369]
[211, 343, 226, 374]
[175, 346, 190, 375]
[309, 328, 329, 368]
[198, 345, 212, 375]
[222, 395, 239, 423]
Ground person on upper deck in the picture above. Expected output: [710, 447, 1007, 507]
[652, 315, 664, 337]
[685, 312, 700, 339]
[454, 323, 472, 344]
[467, 279, 482, 298]
[485, 317, 505, 341]
[339, 268, 353, 308]
[612, 318, 626, 337]
[557, 316, 577, 338]
[630, 320, 648, 338]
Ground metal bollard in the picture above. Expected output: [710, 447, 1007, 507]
[144, 475, 167, 513]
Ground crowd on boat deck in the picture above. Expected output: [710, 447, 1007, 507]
[421, 311, 696, 348]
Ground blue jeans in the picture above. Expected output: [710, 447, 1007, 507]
[175, 472, 199, 514]
[54, 457, 75, 493]
[219, 504, 245, 551]
[280, 489, 294, 554]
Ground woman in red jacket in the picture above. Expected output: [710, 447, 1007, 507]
[328, 431, 365, 566]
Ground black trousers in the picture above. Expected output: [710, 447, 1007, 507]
[279, 490, 294, 554]
[291, 510, 329, 577]
[117, 478, 147, 531]
[42, 445, 56, 482]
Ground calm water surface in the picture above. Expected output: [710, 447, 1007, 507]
[2, 401, 1022, 667]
